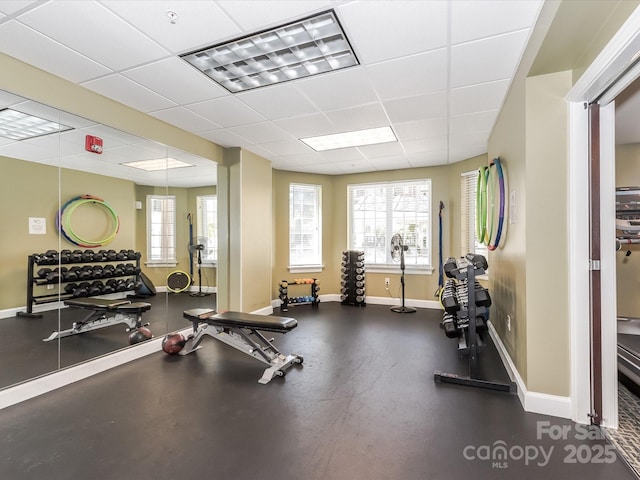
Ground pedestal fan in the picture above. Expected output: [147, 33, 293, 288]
[189, 237, 211, 297]
[390, 233, 416, 313]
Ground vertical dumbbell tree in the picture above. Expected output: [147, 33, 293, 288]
[340, 250, 366, 306]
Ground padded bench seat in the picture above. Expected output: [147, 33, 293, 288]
[183, 308, 297, 332]
[65, 298, 151, 313]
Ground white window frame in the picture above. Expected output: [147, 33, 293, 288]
[289, 183, 323, 273]
[146, 195, 177, 267]
[196, 194, 217, 266]
[347, 179, 433, 274]
[461, 170, 489, 261]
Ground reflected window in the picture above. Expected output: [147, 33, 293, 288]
[289, 183, 322, 267]
[147, 195, 176, 264]
[196, 195, 217, 264]
[348, 179, 431, 267]
[461, 170, 489, 259]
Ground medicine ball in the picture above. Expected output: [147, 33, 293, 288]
[162, 333, 186, 355]
[128, 326, 153, 345]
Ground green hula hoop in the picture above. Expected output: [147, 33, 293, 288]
[61, 197, 120, 247]
[476, 166, 488, 243]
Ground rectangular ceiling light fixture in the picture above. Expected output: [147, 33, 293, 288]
[301, 126, 398, 152]
[0, 108, 72, 140]
[122, 158, 193, 171]
[180, 9, 358, 93]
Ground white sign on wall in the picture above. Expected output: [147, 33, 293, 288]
[29, 217, 46, 235]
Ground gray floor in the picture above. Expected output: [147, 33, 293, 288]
[0, 302, 636, 480]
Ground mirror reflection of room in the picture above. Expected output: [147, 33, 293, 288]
[0, 91, 217, 390]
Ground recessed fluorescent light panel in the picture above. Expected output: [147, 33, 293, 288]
[122, 158, 193, 171]
[0, 108, 72, 140]
[180, 9, 358, 93]
[301, 126, 398, 152]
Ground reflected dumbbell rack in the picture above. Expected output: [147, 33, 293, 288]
[17, 249, 142, 318]
[340, 250, 366, 306]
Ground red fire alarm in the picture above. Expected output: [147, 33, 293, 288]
[85, 135, 103, 154]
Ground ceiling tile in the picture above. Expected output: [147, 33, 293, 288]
[383, 92, 448, 123]
[101, 0, 240, 54]
[237, 84, 319, 120]
[325, 103, 388, 131]
[150, 107, 221, 133]
[358, 141, 404, 159]
[337, 0, 447, 64]
[273, 113, 335, 138]
[244, 144, 279, 160]
[407, 150, 448, 168]
[393, 118, 447, 141]
[449, 143, 487, 163]
[336, 158, 376, 174]
[295, 67, 378, 111]
[0, 21, 112, 83]
[123, 57, 228, 105]
[17, 1, 169, 70]
[451, 30, 530, 88]
[367, 155, 412, 171]
[229, 122, 292, 144]
[81, 74, 177, 112]
[452, 0, 542, 45]
[318, 148, 365, 163]
[187, 96, 266, 127]
[218, 0, 331, 31]
[367, 49, 447, 100]
[450, 110, 498, 136]
[403, 136, 448, 155]
[450, 79, 510, 116]
[199, 128, 253, 148]
[0, 1, 39, 15]
[259, 138, 311, 156]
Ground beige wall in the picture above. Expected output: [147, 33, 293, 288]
[615, 144, 640, 317]
[524, 70, 572, 396]
[0, 156, 135, 310]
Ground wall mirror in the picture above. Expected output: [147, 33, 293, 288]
[0, 90, 217, 390]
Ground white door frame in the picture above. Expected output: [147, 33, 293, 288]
[567, 5, 640, 428]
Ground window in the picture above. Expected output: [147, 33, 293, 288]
[147, 195, 176, 265]
[461, 171, 489, 258]
[289, 183, 322, 268]
[196, 195, 217, 264]
[348, 179, 431, 269]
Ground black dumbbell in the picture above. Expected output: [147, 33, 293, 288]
[77, 266, 92, 280]
[126, 250, 138, 260]
[93, 250, 107, 262]
[37, 267, 52, 279]
[91, 265, 104, 279]
[38, 250, 58, 265]
[113, 264, 125, 276]
[106, 250, 117, 261]
[63, 267, 79, 282]
[115, 280, 127, 292]
[70, 250, 83, 263]
[88, 281, 103, 296]
[73, 282, 91, 297]
[115, 250, 127, 260]
[81, 250, 94, 262]
[64, 283, 78, 294]
[46, 268, 61, 283]
[59, 250, 72, 264]
[102, 265, 115, 277]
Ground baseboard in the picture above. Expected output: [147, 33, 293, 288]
[270, 295, 441, 310]
[487, 320, 571, 419]
[0, 328, 190, 411]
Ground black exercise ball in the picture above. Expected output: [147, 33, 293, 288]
[162, 333, 186, 355]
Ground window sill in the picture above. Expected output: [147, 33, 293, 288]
[365, 265, 434, 275]
[145, 262, 178, 268]
[289, 265, 324, 274]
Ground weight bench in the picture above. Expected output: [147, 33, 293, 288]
[181, 309, 303, 384]
[43, 297, 151, 341]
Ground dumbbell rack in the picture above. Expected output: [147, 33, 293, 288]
[340, 250, 366, 306]
[434, 254, 516, 393]
[279, 279, 320, 312]
[17, 250, 142, 319]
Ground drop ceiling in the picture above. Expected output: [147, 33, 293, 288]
[0, 0, 545, 184]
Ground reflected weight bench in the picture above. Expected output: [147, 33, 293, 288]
[181, 309, 303, 384]
[43, 298, 151, 341]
